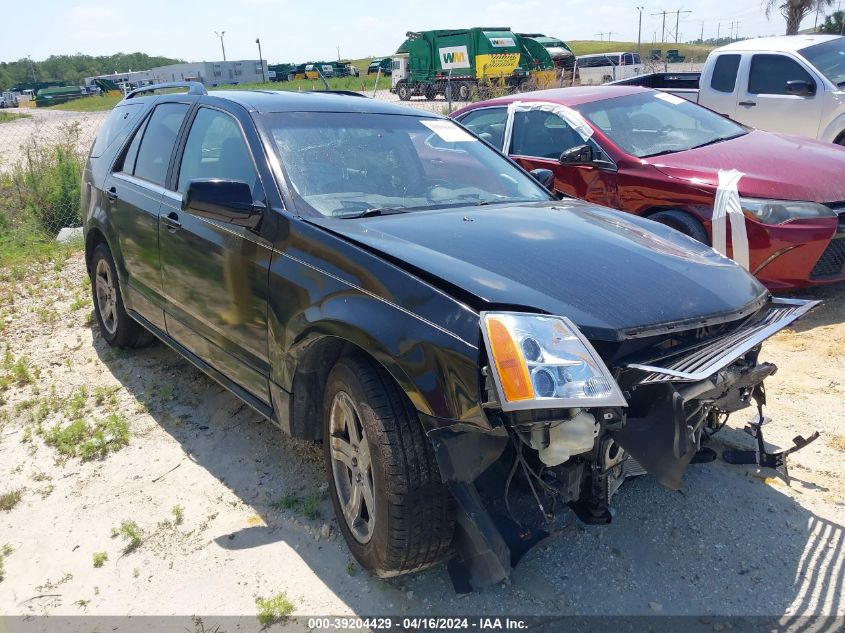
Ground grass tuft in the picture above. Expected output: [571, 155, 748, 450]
[92, 551, 108, 568]
[0, 489, 23, 512]
[115, 520, 142, 552]
[44, 413, 129, 460]
[171, 505, 184, 525]
[255, 593, 294, 625]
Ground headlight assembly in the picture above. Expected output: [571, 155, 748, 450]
[739, 198, 835, 225]
[480, 312, 627, 411]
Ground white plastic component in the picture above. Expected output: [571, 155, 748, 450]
[536, 412, 599, 467]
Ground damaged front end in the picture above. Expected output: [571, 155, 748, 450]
[428, 298, 820, 592]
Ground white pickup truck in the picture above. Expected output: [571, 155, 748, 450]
[611, 35, 845, 145]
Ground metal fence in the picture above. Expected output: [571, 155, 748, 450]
[0, 62, 708, 242]
[0, 108, 108, 240]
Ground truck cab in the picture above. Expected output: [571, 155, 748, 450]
[391, 54, 409, 89]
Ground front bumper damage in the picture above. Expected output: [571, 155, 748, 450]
[427, 297, 821, 592]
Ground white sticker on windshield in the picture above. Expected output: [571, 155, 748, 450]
[654, 92, 687, 106]
[421, 119, 476, 143]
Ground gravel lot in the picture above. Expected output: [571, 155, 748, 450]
[0, 253, 843, 620]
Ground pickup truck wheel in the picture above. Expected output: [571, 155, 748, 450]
[90, 243, 154, 348]
[649, 210, 709, 244]
[323, 355, 455, 577]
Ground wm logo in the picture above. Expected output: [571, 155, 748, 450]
[442, 51, 466, 63]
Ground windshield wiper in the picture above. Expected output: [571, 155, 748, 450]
[335, 207, 408, 219]
[687, 133, 746, 151]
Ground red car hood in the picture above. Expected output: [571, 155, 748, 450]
[644, 130, 845, 204]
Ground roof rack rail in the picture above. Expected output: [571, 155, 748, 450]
[125, 81, 207, 99]
[306, 90, 368, 98]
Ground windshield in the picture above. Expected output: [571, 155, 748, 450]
[577, 91, 747, 158]
[800, 38, 845, 87]
[264, 112, 551, 217]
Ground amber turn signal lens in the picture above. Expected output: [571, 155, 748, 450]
[486, 317, 534, 402]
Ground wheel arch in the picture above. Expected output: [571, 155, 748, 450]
[85, 226, 109, 273]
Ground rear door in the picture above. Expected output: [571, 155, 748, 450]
[735, 53, 823, 137]
[103, 101, 191, 331]
[159, 103, 273, 403]
[701, 52, 741, 119]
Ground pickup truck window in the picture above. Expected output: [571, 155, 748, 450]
[131, 102, 190, 186]
[748, 54, 815, 95]
[710, 54, 741, 93]
[800, 38, 845, 88]
[577, 92, 746, 158]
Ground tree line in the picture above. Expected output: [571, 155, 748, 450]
[0, 53, 183, 90]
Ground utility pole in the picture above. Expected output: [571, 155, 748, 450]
[255, 38, 266, 83]
[716, 22, 720, 43]
[674, 9, 692, 44]
[700, 21, 704, 43]
[637, 7, 644, 54]
[735, 21, 740, 40]
[841, 0, 845, 35]
[653, 10, 668, 42]
[336, 46, 341, 61]
[215, 31, 227, 61]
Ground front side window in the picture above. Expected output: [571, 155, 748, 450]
[458, 107, 507, 149]
[511, 110, 584, 159]
[748, 54, 814, 95]
[177, 108, 259, 194]
[710, 54, 741, 93]
[132, 102, 190, 186]
[265, 112, 550, 218]
[577, 92, 746, 158]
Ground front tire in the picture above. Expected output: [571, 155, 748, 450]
[323, 355, 455, 577]
[397, 82, 411, 101]
[90, 243, 154, 348]
[649, 209, 709, 244]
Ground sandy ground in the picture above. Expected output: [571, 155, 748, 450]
[0, 253, 842, 622]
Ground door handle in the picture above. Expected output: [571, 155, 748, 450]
[106, 186, 118, 201]
[162, 211, 181, 233]
[738, 101, 757, 107]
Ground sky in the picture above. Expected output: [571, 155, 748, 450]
[0, 0, 832, 64]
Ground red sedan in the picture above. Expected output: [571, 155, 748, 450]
[451, 86, 845, 289]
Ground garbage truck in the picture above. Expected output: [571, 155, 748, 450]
[516, 35, 557, 88]
[391, 27, 527, 101]
[516, 33, 575, 70]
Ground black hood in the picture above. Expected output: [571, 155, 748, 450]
[308, 200, 768, 341]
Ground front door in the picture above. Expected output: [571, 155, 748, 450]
[103, 101, 191, 331]
[504, 102, 619, 207]
[159, 105, 273, 403]
[734, 53, 824, 138]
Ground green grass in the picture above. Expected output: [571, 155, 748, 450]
[92, 551, 108, 568]
[47, 94, 123, 112]
[567, 40, 714, 62]
[255, 593, 295, 624]
[114, 520, 142, 552]
[171, 505, 184, 525]
[0, 112, 30, 124]
[0, 544, 13, 582]
[44, 413, 129, 460]
[0, 489, 23, 512]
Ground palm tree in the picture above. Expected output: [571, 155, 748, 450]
[765, 0, 836, 34]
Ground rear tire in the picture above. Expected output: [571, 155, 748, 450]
[649, 209, 709, 244]
[323, 355, 455, 577]
[90, 242, 155, 348]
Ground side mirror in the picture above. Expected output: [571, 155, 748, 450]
[182, 179, 262, 229]
[560, 144, 595, 166]
[530, 168, 555, 189]
[785, 79, 816, 97]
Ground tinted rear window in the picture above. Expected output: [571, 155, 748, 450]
[89, 104, 144, 158]
[710, 54, 741, 93]
[133, 102, 190, 187]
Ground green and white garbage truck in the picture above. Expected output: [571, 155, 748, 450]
[390, 28, 527, 101]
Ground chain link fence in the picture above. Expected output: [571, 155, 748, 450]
[0, 62, 710, 260]
[0, 109, 108, 262]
